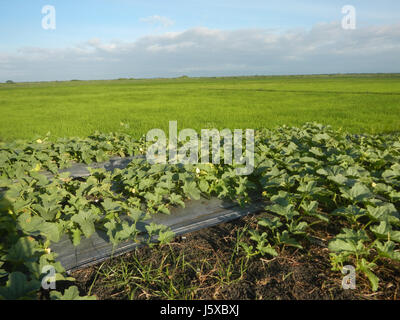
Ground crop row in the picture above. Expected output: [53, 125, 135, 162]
[0, 123, 399, 299]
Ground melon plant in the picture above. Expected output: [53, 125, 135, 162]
[0, 123, 399, 299]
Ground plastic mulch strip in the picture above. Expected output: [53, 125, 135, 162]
[39, 155, 141, 180]
[51, 197, 266, 272]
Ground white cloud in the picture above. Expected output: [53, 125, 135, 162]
[1, 22, 400, 82]
[139, 15, 175, 28]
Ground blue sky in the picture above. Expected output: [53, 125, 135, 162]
[1, 0, 399, 49]
[0, 1, 399, 81]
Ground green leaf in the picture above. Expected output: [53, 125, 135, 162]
[358, 258, 379, 292]
[336, 228, 369, 242]
[248, 230, 267, 243]
[332, 205, 366, 222]
[50, 286, 96, 300]
[31, 203, 58, 221]
[366, 203, 400, 225]
[258, 216, 282, 231]
[0, 272, 41, 300]
[301, 200, 329, 222]
[370, 221, 391, 239]
[340, 183, 372, 203]
[299, 156, 319, 164]
[71, 210, 97, 238]
[266, 203, 298, 221]
[24, 253, 66, 280]
[168, 193, 185, 207]
[370, 221, 400, 243]
[17, 212, 43, 233]
[288, 221, 308, 235]
[328, 238, 357, 254]
[101, 198, 120, 212]
[6, 237, 38, 263]
[158, 229, 175, 244]
[126, 208, 147, 222]
[144, 192, 163, 204]
[157, 178, 175, 190]
[198, 179, 209, 193]
[277, 231, 302, 249]
[105, 220, 138, 246]
[71, 228, 82, 246]
[240, 242, 255, 256]
[301, 200, 318, 213]
[382, 164, 400, 183]
[39, 222, 62, 243]
[257, 242, 278, 257]
[17, 212, 61, 243]
[374, 241, 400, 261]
[138, 178, 155, 190]
[156, 204, 170, 215]
[145, 222, 165, 237]
[182, 180, 201, 200]
[297, 180, 322, 195]
[328, 228, 370, 255]
[328, 174, 349, 186]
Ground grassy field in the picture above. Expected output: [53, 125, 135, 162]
[0, 73, 400, 141]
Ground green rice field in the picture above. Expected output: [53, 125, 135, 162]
[0, 73, 400, 141]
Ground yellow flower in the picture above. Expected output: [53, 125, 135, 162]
[36, 139, 43, 144]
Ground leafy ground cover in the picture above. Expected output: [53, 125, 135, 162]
[0, 123, 399, 299]
[1, 74, 400, 141]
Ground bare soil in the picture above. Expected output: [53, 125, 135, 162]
[70, 214, 400, 300]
